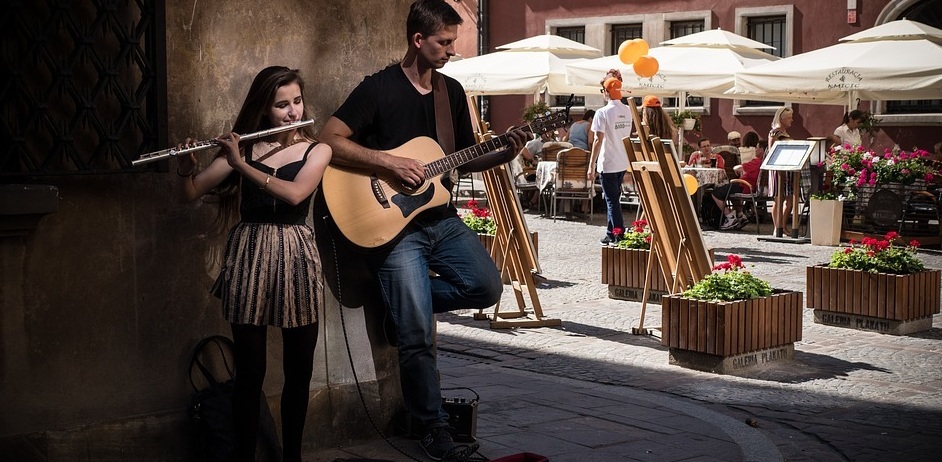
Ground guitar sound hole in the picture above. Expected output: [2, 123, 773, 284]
[398, 180, 423, 194]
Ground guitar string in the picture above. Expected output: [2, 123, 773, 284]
[424, 115, 564, 176]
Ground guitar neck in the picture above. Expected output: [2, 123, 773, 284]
[425, 124, 536, 177]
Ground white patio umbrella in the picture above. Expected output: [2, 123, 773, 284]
[565, 29, 780, 144]
[440, 35, 603, 97]
[729, 19, 942, 107]
[496, 34, 604, 57]
[441, 51, 600, 96]
[566, 44, 780, 99]
[660, 28, 775, 50]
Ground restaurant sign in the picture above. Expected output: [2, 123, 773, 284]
[825, 67, 864, 90]
[628, 73, 667, 90]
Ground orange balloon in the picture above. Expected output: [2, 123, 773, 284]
[618, 38, 649, 65]
[633, 55, 659, 78]
[683, 173, 700, 195]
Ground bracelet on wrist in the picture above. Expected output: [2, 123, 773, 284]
[261, 175, 271, 190]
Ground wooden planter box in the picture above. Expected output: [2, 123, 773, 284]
[477, 233, 538, 282]
[661, 290, 803, 373]
[601, 247, 668, 302]
[601, 247, 712, 303]
[807, 265, 941, 334]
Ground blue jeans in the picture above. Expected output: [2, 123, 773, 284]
[600, 171, 626, 238]
[370, 211, 502, 426]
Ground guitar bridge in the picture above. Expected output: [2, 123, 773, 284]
[370, 174, 390, 209]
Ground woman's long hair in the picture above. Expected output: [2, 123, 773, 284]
[643, 106, 676, 140]
[212, 66, 318, 232]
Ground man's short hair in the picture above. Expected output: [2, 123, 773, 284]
[407, 0, 463, 43]
[698, 137, 711, 147]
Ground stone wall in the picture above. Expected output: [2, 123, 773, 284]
[0, 0, 417, 459]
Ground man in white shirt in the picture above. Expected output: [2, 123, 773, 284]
[587, 69, 633, 245]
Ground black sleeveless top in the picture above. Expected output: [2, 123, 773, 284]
[239, 143, 317, 225]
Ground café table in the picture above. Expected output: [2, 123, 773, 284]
[681, 166, 729, 223]
[535, 161, 557, 195]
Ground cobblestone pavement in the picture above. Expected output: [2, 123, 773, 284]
[432, 211, 942, 462]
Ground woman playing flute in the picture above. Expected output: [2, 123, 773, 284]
[175, 65, 331, 462]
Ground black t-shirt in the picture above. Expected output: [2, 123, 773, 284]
[333, 64, 476, 155]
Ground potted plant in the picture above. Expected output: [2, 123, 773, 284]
[462, 199, 497, 235]
[600, 220, 664, 302]
[807, 232, 941, 335]
[858, 110, 881, 145]
[662, 254, 803, 373]
[808, 189, 845, 246]
[522, 101, 551, 123]
[463, 200, 537, 278]
[825, 144, 938, 232]
[670, 109, 700, 132]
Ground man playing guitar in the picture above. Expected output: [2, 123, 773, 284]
[318, 1, 526, 460]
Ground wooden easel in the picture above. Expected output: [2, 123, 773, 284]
[622, 99, 714, 336]
[467, 97, 560, 329]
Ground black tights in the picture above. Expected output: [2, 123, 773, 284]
[230, 323, 318, 462]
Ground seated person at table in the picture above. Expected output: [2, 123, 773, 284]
[727, 130, 742, 148]
[522, 132, 548, 165]
[515, 133, 550, 208]
[563, 109, 595, 151]
[711, 143, 765, 230]
[687, 137, 725, 170]
[737, 132, 761, 163]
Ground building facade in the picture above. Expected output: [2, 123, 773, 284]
[466, 0, 941, 153]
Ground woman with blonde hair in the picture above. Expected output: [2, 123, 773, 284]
[768, 106, 794, 237]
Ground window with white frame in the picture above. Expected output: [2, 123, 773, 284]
[734, 6, 795, 112]
[610, 23, 642, 56]
[553, 26, 587, 107]
[741, 15, 788, 107]
[664, 20, 705, 109]
[886, 0, 942, 114]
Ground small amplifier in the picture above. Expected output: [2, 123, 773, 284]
[443, 397, 478, 443]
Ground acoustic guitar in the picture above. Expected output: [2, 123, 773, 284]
[322, 110, 569, 249]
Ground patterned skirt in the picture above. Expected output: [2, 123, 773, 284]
[217, 222, 322, 328]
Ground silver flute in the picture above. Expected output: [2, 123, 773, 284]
[132, 119, 316, 166]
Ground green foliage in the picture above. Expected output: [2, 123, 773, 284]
[829, 232, 926, 274]
[858, 111, 881, 134]
[670, 109, 701, 132]
[682, 254, 773, 302]
[809, 191, 841, 200]
[522, 101, 551, 123]
[462, 199, 496, 235]
[614, 219, 652, 250]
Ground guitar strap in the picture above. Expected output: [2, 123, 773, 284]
[431, 70, 455, 156]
